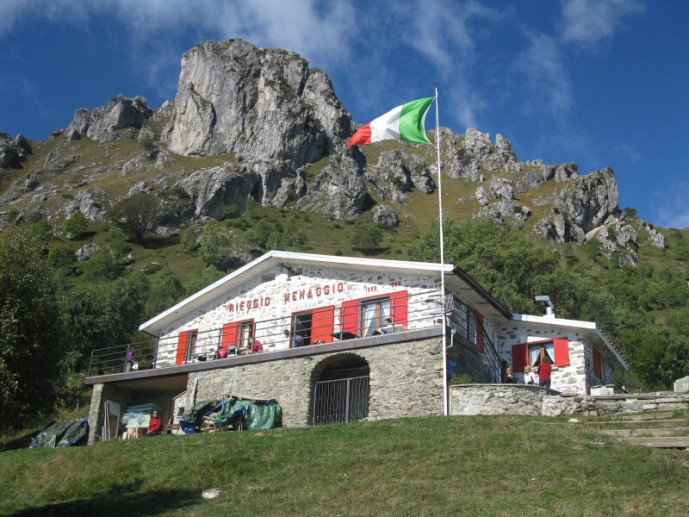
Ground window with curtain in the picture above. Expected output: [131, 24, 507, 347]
[237, 321, 254, 348]
[529, 342, 554, 366]
[361, 298, 390, 336]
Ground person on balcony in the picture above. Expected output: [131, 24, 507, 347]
[125, 346, 136, 372]
[241, 337, 263, 355]
[285, 329, 305, 348]
[374, 318, 394, 335]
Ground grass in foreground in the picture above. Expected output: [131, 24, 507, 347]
[1, 414, 688, 516]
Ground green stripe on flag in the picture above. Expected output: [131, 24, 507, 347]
[399, 97, 434, 144]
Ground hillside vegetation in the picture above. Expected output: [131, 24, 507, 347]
[2, 414, 689, 516]
[1, 130, 689, 432]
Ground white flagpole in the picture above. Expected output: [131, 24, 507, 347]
[435, 84, 448, 416]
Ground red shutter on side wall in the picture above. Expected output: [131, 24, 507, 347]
[476, 311, 485, 353]
[390, 290, 409, 326]
[311, 306, 335, 343]
[341, 298, 361, 335]
[221, 322, 240, 350]
[553, 338, 570, 367]
[176, 330, 190, 365]
[593, 349, 602, 378]
[512, 343, 527, 374]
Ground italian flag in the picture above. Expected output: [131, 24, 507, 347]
[348, 97, 434, 148]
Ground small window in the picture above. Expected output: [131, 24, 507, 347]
[360, 298, 390, 336]
[528, 342, 554, 367]
[288, 267, 303, 279]
[237, 321, 255, 348]
[261, 273, 275, 283]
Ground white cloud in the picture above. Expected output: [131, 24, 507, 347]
[560, 0, 645, 48]
[92, 0, 357, 68]
[398, 0, 503, 130]
[0, 1, 33, 37]
[516, 31, 574, 118]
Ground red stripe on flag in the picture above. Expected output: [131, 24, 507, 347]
[348, 123, 372, 148]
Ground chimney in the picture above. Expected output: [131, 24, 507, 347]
[535, 295, 556, 318]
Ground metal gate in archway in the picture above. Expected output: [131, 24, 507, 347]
[312, 375, 370, 425]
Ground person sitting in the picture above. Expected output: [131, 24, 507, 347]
[374, 318, 394, 335]
[145, 410, 163, 437]
[241, 337, 263, 355]
[216, 345, 229, 359]
[504, 367, 516, 383]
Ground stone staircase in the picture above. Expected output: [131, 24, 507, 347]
[589, 411, 689, 449]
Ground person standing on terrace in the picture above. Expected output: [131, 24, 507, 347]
[125, 346, 136, 372]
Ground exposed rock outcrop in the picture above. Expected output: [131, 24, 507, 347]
[0, 132, 31, 168]
[162, 39, 353, 167]
[62, 95, 153, 142]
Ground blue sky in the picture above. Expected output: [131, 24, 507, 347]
[1, 0, 687, 228]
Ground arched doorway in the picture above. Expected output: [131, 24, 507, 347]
[311, 353, 370, 426]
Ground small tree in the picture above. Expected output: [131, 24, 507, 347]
[351, 224, 382, 254]
[110, 193, 159, 241]
[64, 211, 88, 240]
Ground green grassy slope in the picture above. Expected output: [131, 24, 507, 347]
[2, 413, 688, 516]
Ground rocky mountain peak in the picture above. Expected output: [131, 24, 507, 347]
[0, 39, 664, 267]
[160, 39, 353, 168]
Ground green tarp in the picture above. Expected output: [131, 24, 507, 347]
[215, 397, 282, 430]
[31, 419, 89, 448]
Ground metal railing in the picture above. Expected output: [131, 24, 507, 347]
[86, 288, 503, 382]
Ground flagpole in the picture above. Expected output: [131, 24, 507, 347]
[434, 84, 448, 416]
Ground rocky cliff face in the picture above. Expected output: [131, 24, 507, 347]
[0, 38, 662, 265]
[161, 39, 352, 167]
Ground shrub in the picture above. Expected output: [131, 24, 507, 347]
[450, 373, 473, 385]
[64, 211, 88, 240]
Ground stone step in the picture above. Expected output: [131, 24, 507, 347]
[617, 436, 689, 448]
[612, 411, 676, 421]
[585, 419, 686, 428]
[601, 427, 689, 438]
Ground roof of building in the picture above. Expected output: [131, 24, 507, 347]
[510, 314, 630, 370]
[139, 250, 512, 336]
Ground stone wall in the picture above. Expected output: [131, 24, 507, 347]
[450, 384, 689, 417]
[188, 335, 445, 427]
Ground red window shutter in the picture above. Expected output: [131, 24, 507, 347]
[593, 349, 602, 378]
[553, 338, 570, 367]
[176, 330, 190, 365]
[512, 343, 527, 373]
[476, 311, 485, 353]
[341, 298, 361, 335]
[390, 290, 409, 326]
[221, 322, 240, 350]
[311, 306, 335, 343]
